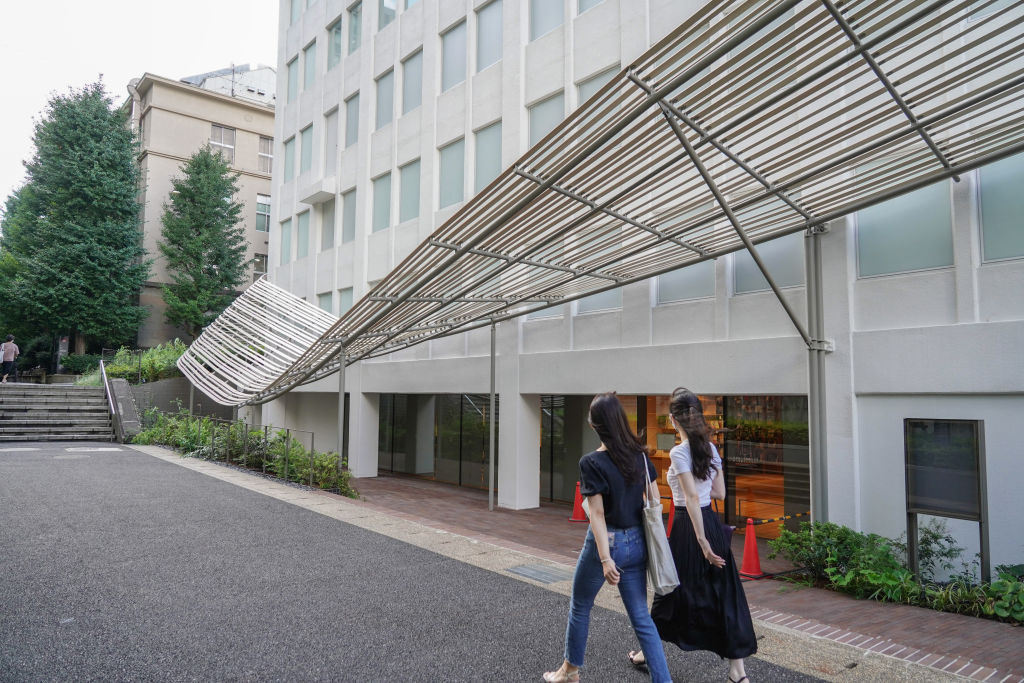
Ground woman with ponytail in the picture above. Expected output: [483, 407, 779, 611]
[628, 388, 757, 683]
[543, 392, 672, 683]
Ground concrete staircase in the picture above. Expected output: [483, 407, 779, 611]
[0, 383, 114, 442]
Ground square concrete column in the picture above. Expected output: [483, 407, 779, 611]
[496, 320, 541, 509]
[343, 361, 380, 479]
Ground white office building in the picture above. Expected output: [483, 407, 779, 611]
[259, 0, 1024, 570]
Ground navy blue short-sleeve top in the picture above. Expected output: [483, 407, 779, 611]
[578, 450, 657, 530]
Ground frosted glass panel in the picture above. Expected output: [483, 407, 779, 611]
[402, 51, 422, 114]
[299, 126, 313, 174]
[297, 211, 310, 258]
[578, 288, 621, 313]
[279, 219, 292, 265]
[342, 189, 356, 243]
[345, 94, 360, 147]
[303, 42, 317, 89]
[979, 152, 1024, 261]
[579, 0, 604, 12]
[328, 20, 343, 70]
[578, 68, 616, 103]
[375, 70, 393, 129]
[442, 21, 466, 91]
[477, 1, 502, 72]
[287, 59, 298, 102]
[379, 0, 396, 28]
[530, 0, 562, 40]
[372, 173, 391, 232]
[324, 110, 338, 173]
[283, 138, 295, 180]
[734, 231, 804, 293]
[529, 93, 564, 146]
[658, 259, 715, 303]
[321, 198, 335, 251]
[399, 159, 421, 222]
[339, 287, 354, 314]
[348, 2, 362, 53]
[474, 121, 502, 193]
[857, 181, 953, 277]
[439, 139, 465, 208]
[317, 292, 333, 313]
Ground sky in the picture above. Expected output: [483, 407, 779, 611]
[0, 0, 280, 212]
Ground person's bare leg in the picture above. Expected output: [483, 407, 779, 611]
[728, 658, 748, 682]
[542, 660, 579, 682]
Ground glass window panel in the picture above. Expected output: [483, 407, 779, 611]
[339, 287, 354, 314]
[970, 0, 1014, 19]
[299, 126, 313, 174]
[379, 0, 396, 28]
[279, 219, 292, 265]
[283, 137, 295, 180]
[528, 92, 564, 146]
[348, 1, 362, 53]
[579, 0, 603, 12]
[290, 0, 301, 25]
[460, 393, 498, 489]
[303, 41, 317, 90]
[438, 138, 465, 208]
[578, 67, 616, 104]
[577, 288, 621, 313]
[375, 70, 394, 129]
[657, 259, 715, 303]
[399, 159, 421, 222]
[401, 51, 422, 114]
[253, 253, 268, 282]
[321, 198, 335, 250]
[256, 194, 271, 232]
[527, 306, 561, 319]
[441, 21, 466, 92]
[297, 211, 310, 258]
[474, 121, 502, 193]
[477, 1, 502, 72]
[530, 0, 562, 40]
[372, 173, 391, 232]
[328, 20, 343, 70]
[345, 93, 359, 147]
[434, 394, 461, 484]
[734, 231, 805, 293]
[342, 189, 356, 243]
[324, 110, 338, 173]
[979, 152, 1024, 261]
[317, 292, 333, 313]
[287, 58, 299, 102]
[405, 0, 419, 7]
[259, 136, 273, 173]
[857, 181, 953, 277]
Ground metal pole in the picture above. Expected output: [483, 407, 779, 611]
[263, 424, 269, 473]
[310, 433, 315, 488]
[284, 428, 291, 482]
[488, 321, 496, 512]
[804, 227, 829, 522]
[188, 383, 194, 416]
[337, 348, 346, 474]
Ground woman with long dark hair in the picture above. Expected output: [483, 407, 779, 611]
[628, 387, 756, 683]
[543, 392, 672, 683]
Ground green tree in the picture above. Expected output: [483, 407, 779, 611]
[158, 145, 248, 341]
[0, 81, 149, 355]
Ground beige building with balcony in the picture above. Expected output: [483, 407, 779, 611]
[126, 66, 276, 348]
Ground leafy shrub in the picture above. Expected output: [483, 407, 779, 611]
[768, 521, 871, 583]
[75, 340, 188, 386]
[61, 353, 102, 374]
[890, 518, 965, 582]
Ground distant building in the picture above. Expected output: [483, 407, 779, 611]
[126, 66, 276, 348]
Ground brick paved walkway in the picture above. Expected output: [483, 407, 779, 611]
[353, 474, 1023, 682]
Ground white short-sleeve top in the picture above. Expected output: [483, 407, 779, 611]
[667, 440, 722, 508]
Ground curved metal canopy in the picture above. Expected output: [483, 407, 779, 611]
[181, 0, 1024, 406]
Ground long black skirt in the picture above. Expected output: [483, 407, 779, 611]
[651, 505, 757, 660]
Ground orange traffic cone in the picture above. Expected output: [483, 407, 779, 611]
[739, 518, 765, 579]
[666, 503, 675, 537]
[569, 481, 588, 523]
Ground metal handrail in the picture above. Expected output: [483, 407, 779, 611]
[99, 360, 123, 444]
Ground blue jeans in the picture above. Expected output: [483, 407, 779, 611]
[563, 526, 672, 683]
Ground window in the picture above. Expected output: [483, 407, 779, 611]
[405, 0, 420, 7]
[375, 70, 394, 129]
[658, 260, 715, 303]
[579, 0, 604, 12]
[578, 67, 617, 104]
[300, 126, 313, 174]
[339, 287, 354, 314]
[439, 139, 465, 208]
[258, 136, 273, 173]
[734, 232, 804, 293]
[372, 173, 392, 232]
[578, 288, 621, 313]
[287, 58, 299, 102]
[321, 198, 336, 250]
[345, 93, 359, 147]
[297, 211, 310, 258]
[528, 92, 564, 146]
[283, 137, 296, 180]
[530, 0, 562, 41]
[342, 189, 357, 243]
[253, 253, 268, 282]
[210, 124, 235, 164]
[401, 51, 422, 114]
[328, 19, 343, 70]
[970, 0, 1014, 19]
[477, 1, 502, 72]
[280, 219, 292, 265]
[324, 110, 338, 173]
[474, 121, 501, 193]
[979, 152, 1024, 261]
[857, 181, 953, 277]
[303, 41, 317, 90]
[256, 194, 271, 232]
[379, 0, 396, 29]
[290, 0, 301, 25]
[441, 21, 466, 92]
[399, 159, 420, 222]
[317, 291, 334, 313]
[348, 2, 362, 53]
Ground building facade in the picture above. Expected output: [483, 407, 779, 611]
[262, 0, 1024, 568]
[127, 67, 276, 348]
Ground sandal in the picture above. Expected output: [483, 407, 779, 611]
[542, 666, 580, 682]
[729, 676, 749, 683]
[627, 650, 647, 671]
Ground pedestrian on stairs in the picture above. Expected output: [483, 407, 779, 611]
[1, 335, 20, 383]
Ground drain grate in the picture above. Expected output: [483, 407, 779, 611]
[507, 563, 574, 584]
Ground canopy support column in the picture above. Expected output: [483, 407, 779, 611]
[337, 348, 347, 470]
[805, 226, 830, 522]
[488, 321, 497, 511]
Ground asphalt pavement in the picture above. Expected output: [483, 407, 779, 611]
[0, 443, 821, 682]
